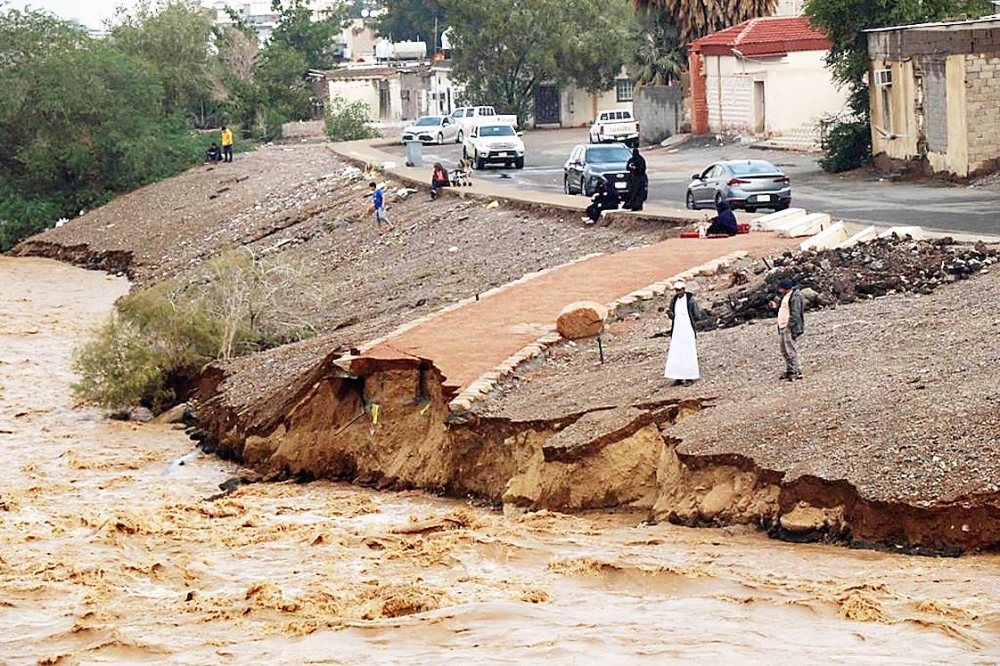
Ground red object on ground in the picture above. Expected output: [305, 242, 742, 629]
[680, 224, 751, 239]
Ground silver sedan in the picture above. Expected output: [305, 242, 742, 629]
[686, 160, 792, 213]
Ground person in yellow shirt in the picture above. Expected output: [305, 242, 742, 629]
[221, 126, 234, 163]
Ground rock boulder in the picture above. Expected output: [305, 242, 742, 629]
[556, 301, 608, 339]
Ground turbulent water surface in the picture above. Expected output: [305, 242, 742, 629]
[1, 256, 999, 664]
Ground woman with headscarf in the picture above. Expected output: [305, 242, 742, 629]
[583, 178, 621, 223]
[663, 280, 701, 386]
[706, 199, 739, 236]
[623, 147, 648, 211]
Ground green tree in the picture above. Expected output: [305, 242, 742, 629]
[805, 0, 992, 170]
[442, 0, 632, 123]
[268, 0, 347, 70]
[106, 0, 217, 120]
[629, 6, 686, 86]
[378, 0, 446, 45]
[632, 0, 777, 46]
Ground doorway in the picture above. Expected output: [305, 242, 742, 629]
[534, 85, 561, 125]
[753, 81, 766, 134]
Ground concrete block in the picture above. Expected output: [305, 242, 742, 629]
[878, 225, 925, 240]
[776, 212, 833, 238]
[800, 221, 848, 251]
[835, 225, 877, 249]
[755, 207, 806, 231]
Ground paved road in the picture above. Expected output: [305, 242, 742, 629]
[384, 129, 1000, 236]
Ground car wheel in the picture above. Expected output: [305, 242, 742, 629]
[685, 191, 695, 210]
[564, 176, 571, 195]
[437, 133, 444, 145]
[514, 157, 524, 169]
[588, 133, 595, 144]
[475, 154, 485, 170]
[745, 206, 757, 213]
[714, 192, 724, 208]
[776, 201, 790, 211]
[456, 130, 464, 143]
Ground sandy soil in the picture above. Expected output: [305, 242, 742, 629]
[2, 256, 1000, 662]
[481, 245, 1000, 505]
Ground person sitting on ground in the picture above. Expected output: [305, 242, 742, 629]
[430, 162, 450, 200]
[205, 142, 222, 163]
[583, 179, 621, 224]
[451, 158, 473, 186]
[706, 199, 739, 236]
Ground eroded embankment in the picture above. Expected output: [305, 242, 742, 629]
[196, 353, 1000, 553]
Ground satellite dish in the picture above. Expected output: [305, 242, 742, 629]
[361, 8, 370, 17]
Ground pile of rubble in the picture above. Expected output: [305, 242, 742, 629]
[708, 237, 1000, 329]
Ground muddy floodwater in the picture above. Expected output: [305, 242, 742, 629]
[2, 256, 999, 664]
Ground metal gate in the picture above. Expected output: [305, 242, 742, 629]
[534, 85, 561, 125]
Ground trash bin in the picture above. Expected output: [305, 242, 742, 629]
[405, 140, 423, 167]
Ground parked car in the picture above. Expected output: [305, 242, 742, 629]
[686, 159, 791, 212]
[462, 123, 525, 169]
[588, 109, 640, 144]
[400, 115, 461, 145]
[563, 143, 633, 197]
[450, 106, 519, 138]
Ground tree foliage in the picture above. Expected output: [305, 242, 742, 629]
[804, 0, 992, 170]
[632, 0, 777, 46]
[629, 6, 686, 86]
[442, 0, 632, 122]
[324, 96, 379, 141]
[378, 0, 446, 44]
[106, 0, 217, 119]
[73, 248, 316, 412]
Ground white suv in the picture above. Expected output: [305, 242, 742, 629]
[462, 124, 525, 169]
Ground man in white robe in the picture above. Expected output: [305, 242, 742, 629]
[663, 280, 701, 386]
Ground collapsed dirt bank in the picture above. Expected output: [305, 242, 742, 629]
[13, 142, 1000, 552]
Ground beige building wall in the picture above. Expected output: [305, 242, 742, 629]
[964, 53, 1000, 174]
[704, 50, 847, 138]
[328, 78, 402, 122]
[560, 86, 630, 127]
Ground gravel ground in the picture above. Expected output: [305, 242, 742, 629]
[482, 247, 1000, 506]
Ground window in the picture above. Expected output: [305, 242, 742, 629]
[616, 80, 634, 103]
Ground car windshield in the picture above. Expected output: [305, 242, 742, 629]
[414, 117, 441, 126]
[728, 160, 780, 175]
[586, 145, 631, 164]
[479, 125, 516, 137]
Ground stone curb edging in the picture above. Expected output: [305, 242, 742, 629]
[445, 249, 751, 413]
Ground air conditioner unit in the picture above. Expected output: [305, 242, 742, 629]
[873, 69, 893, 86]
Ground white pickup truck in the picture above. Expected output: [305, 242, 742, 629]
[450, 106, 519, 140]
[462, 123, 525, 170]
[589, 109, 640, 144]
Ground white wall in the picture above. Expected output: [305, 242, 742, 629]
[560, 86, 631, 127]
[704, 50, 848, 138]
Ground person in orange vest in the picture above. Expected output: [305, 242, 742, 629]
[221, 126, 234, 163]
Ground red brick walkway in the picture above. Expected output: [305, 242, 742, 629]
[364, 234, 797, 392]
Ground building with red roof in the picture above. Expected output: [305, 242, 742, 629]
[688, 16, 847, 148]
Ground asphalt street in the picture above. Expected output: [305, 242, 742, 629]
[384, 128, 1000, 236]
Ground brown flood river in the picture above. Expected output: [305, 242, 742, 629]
[2, 256, 999, 664]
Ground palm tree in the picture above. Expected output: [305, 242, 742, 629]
[630, 7, 686, 86]
[633, 0, 779, 46]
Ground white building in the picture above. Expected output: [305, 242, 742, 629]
[204, 0, 343, 44]
[688, 17, 849, 148]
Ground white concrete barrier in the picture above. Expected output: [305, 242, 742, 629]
[777, 213, 832, 238]
[754, 207, 806, 231]
[878, 225, 925, 240]
[801, 221, 848, 251]
[835, 225, 877, 249]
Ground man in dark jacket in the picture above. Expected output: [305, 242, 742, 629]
[769, 277, 805, 380]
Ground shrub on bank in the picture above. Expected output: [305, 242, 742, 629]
[72, 249, 317, 414]
[324, 96, 379, 142]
